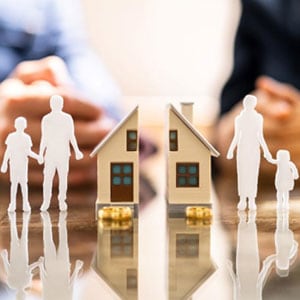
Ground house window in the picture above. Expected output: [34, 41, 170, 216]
[111, 163, 133, 186]
[127, 130, 138, 151]
[169, 130, 178, 151]
[176, 163, 199, 187]
[176, 234, 199, 258]
[111, 228, 133, 257]
[127, 269, 138, 290]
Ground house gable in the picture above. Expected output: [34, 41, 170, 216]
[167, 105, 218, 204]
[91, 107, 139, 205]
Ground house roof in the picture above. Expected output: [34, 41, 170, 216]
[169, 104, 220, 157]
[90, 106, 138, 157]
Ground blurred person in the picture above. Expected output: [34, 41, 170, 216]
[0, 0, 121, 186]
[216, 0, 300, 178]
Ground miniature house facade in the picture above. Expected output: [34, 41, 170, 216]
[167, 104, 219, 206]
[90, 107, 139, 213]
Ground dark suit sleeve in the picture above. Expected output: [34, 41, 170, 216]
[220, 0, 260, 115]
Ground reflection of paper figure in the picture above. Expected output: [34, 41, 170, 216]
[39, 95, 83, 211]
[0, 212, 39, 300]
[1, 117, 41, 212]
[227, 95, 271, 210]
[227, 211, 275, 300]
[268, 150, 299, 210]
[274, 210, 298, 277]
[39, 212, 83, 300]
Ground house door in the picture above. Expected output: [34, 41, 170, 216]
[111, 163, 134, 202]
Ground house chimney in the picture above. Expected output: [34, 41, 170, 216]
[180, 102, 194, 124]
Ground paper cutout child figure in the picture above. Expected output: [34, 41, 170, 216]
[1, 117, 41, 212]
[274, 210, 298, 277]
[227, 210, 275, 300]
[227, 95, 272, 210]
[39, 95, 83, 211]
[39, 212, 83, 300]
[0, 212, 40, 300]
[267, 150, 299, 210]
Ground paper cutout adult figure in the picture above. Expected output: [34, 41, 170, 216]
[227, 95, 271, 210]
[39, 212, 83, 300]
[274, 210, 298, 277]
[227, 210, 275, 300]
[1, 117, 41, 212]
[267, 150, 299, 210]
[0, 212, 40, 300]
[39, 95, 83, 211]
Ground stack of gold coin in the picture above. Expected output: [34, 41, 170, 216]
[98, 206, 132, 221]
[185, 206, 212, 223]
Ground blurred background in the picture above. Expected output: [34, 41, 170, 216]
[82, 0, 240, 126]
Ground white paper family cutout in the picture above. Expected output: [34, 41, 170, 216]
[227, 95, 298, 211]
[268, 150, 299, 210]
[1, 117, 41, 212]
[39, 95, 83, 211]
[1, 95, 83, 212]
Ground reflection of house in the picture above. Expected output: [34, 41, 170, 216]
[90, 107, 139, 215]
[167, 104, 219, 209]
[93, 219, 138, 300]
[168, 218, 216, 299]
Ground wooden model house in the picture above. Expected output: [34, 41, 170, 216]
[167, 103, 219, 209]
[168, 218, 216, 299]
[90, 107, 139, 215]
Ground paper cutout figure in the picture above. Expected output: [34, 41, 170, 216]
[274, 210, 298, 277]
[39, 212, 83, 300]
[227, 95, 271, 210]
[0, 212, 40, 300]
[39, 95, 83, 211]
[1, 117, 41, 212]
[267, 150, 299, 210]
[227, 210, 275, 300]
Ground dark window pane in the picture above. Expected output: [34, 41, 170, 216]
[123, 165, 132, 174]
[123, 176, 132, 185]
[178, 177, 186, 186]
[112, 165, 121, 174]
[113, 177, 121, 185]
[128, 142, 137, 151]
[178, 166, 186, 174]
[189, 177, 198, 186]
[128, 131, 137, 139]
[189, 165, 198, 174]
[170, 131, 177, 140]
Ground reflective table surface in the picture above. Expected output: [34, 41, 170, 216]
[0, 146, 300, 299]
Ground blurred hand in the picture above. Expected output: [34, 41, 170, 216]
[0, 56, 116, 186]
[216, 76, 300, 179]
